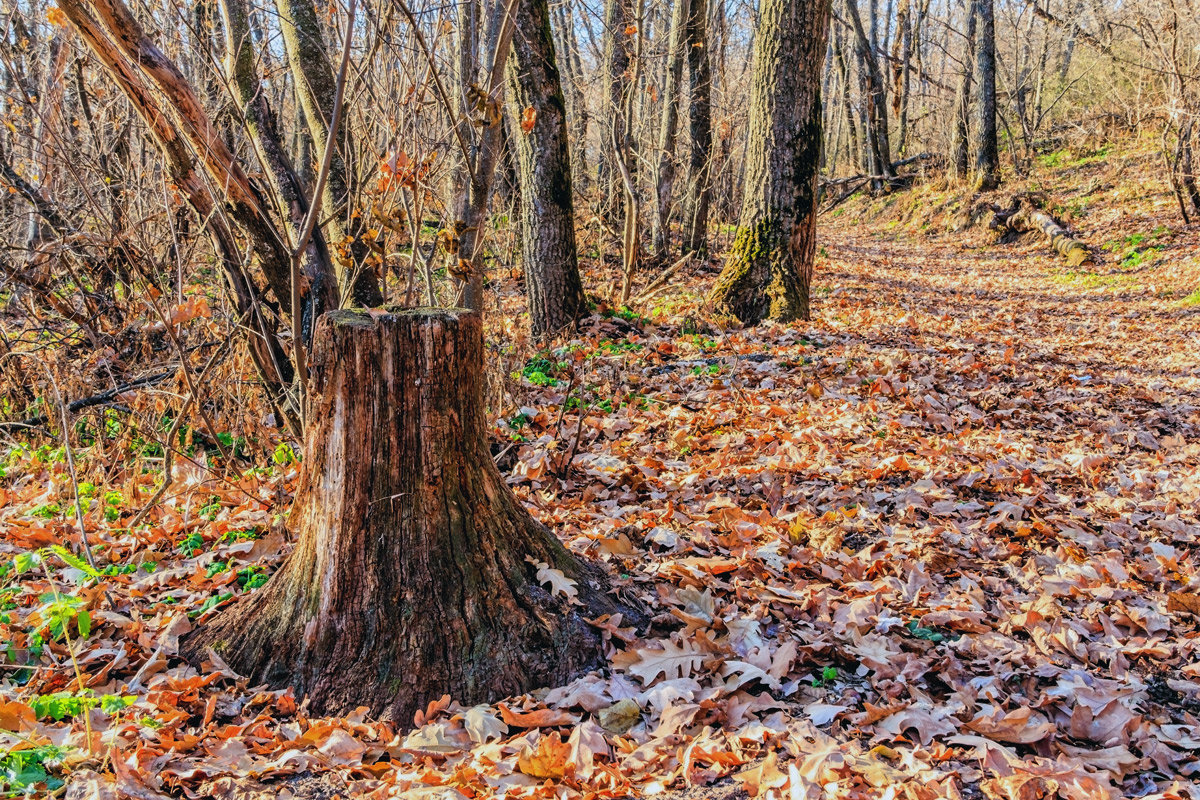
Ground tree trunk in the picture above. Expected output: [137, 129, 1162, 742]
[508, 0, 588, 335]
[552, 1, 591, 193]
[707, 0, 829, 324]
[652, 0, 689, 259]
[950, 0, 976, 182]
[833, 23, 862, 175]
[55, 0, 299, 427]
[845, 0, 893, 192]
[274, 0, 383, 306]
[990, 196, 1089, 265]
[220, 0, 338, 322]
[974, 0, 999, 190]
[680, 0, 712, 256]
[616, 0, 646, 301]
[451, 0, 520, 314]
[599, 0, 633, 221]
[184, 310, 621, 720]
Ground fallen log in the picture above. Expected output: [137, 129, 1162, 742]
[988, 195, 1091, 266]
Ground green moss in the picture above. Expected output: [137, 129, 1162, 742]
[710, 217, 806, 323]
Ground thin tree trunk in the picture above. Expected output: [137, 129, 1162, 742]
[652, 0, 689, 259]
[453, 0, 520, 313]
[274, 0, 383, 305]
[833, 24, 862, 175]
[950, 0, 976, 181]
[616, 0, 646, 301]
[552, 1, 591, 193]
[707, 0, 830, 323]
[680, 0, 712, 256]
[599, 0, 633, 221]
[892, 0, 912, 154]
[845, 0, 893, 191]
[220, 0, 338, 324]
[184, 310, 625, 721]
[508, 0, 588, 335]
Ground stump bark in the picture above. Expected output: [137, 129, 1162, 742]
[183, 309, 618, 721]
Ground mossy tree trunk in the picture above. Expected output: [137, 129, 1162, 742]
[508, 0, 588, 336]
[707, 0, 830, 324]
[183, 310, 618, 720]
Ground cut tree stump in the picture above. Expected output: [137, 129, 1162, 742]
[183, 308, 624, 721]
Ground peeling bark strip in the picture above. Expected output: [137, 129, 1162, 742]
[184, 310, 621, 721]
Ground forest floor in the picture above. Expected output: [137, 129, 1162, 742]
[2, 144, 1200, 799]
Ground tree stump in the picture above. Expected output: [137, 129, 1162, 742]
[183, 309, 618, 721]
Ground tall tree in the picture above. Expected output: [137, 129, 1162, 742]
[974, 0, 1000, 189]
[552, 1, 591, 192]
[707, 0, 830, 323]
[950, 0, 977, 181]
[845, 0, 893, 191]
[274, 0, 383, 305]
[598, 0, 633, 221]
[652, 0, 689, 259]
[679, 0, 713, 255]
[508, 0, 588, 335]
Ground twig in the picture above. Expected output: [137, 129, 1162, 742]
[633, 252, 692, 304]
[124, 321, 241, 529]
[0, 370, 175, 432]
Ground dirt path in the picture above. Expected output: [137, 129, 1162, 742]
[820, 228, 1200, 453]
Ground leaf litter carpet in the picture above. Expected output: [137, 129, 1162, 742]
[2, 229, 1199, 799]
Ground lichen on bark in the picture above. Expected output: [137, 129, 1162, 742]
[710, 217, 806, 324]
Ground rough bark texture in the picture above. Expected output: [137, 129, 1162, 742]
[183, 310, 618, 721]
[974, 0, 1000, 190]
[707, 0, 829, 324]
[680, 0, 712, 256]
[508, 0, 588, 336]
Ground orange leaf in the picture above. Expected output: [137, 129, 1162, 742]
[498, 702, 579, 728]
[520, 106, 537, 134]
[0, 699, 36, 732]
[517, 732, 570, 779]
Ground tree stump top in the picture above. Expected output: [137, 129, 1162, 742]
[324, 307, 475, 328]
